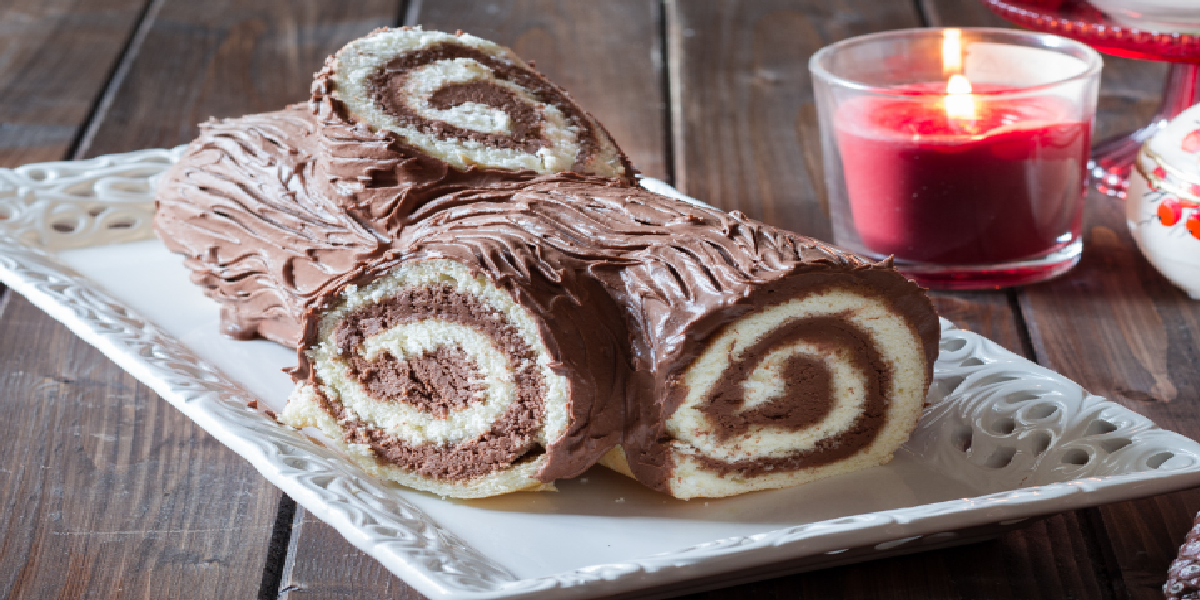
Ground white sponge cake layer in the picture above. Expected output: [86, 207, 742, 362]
[280, 383, 551, 498]
[664, 288, 928, 499]
[329, 27, 625, 177]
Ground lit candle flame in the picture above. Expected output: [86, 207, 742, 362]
[944, 74, 977, 123]
[942, 29, 963, 75]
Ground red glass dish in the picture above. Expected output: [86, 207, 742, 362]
[983, 0, 1200, 196]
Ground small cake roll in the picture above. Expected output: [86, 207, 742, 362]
[311, 26, 635, 236]
[534, 180, 939, 499]
[606, 253, 940, 498]
[281, 196, 629, 497]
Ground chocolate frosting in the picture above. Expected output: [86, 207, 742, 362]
[158, 69, 634, 347]
[293, 175, 940, 488]
[297, 196, 633, 482]
[156, 28, 938, 491]
[153, 107, 387, 346]
[308, 34, 636, 239]
[355, 345, 485, 417]
[700, 320, 842, 442]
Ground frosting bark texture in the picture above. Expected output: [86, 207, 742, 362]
[154, 107, 386, 346]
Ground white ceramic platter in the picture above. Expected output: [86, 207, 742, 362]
[3, 149, 1200, 600]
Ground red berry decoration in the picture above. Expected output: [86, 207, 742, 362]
[1183, 129, 1200, 153]
[1156, 166, 1169, 179]
[1187, 214, 1200, 240]
[1159, 198, 1183, 226]
[1166, 516, 1200, 599]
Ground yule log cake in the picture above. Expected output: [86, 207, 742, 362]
[155, 27, 633, 349]
[154, 27, 940, 499]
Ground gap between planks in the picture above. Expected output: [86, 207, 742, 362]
[68, 0, 165, 160]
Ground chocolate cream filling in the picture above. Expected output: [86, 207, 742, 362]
[324, 283, 546, 480]
[350, 345, 486, 418]
[365, 42, 602, 170]
[689, 316, 890, 478]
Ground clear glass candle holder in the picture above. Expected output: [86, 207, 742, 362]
[810, 28, 1102, 289]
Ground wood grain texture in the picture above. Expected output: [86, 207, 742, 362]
[0, 293, 281, 599]
[0, 0, 149, 166]
[668, 0, 922, 239]
[674, 513, 1110, 600]
[1097, 489, 1200, 600]
[929, 291, 1028, 357]
[78, 0, 399, 157]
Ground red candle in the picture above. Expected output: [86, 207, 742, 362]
[835, 82, 1091, 265]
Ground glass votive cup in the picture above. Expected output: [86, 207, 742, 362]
[810, 28, 1102, 289]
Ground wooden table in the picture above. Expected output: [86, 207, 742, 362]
[0, 1, 1194, 598]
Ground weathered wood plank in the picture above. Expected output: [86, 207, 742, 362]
[0, 0, 150, 167]
[925, 1, 1196, 599]
[929, 290, 1028, 356]
[0, 1, 399, 598]
[0, 293, 282, 599]
[669, 514, 1108, 600]
[277, 1, 664, 596]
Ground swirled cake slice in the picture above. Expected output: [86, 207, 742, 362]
[282, 188, 629, 497]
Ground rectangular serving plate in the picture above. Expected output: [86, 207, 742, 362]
[3, 149, 1200, 600]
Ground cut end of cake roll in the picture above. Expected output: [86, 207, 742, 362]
[578, 194, 941, 500]
[607, 279, 935, 500]
[282, 252, 625, 499]
[315, 26, 632, 180]
[282, 259, 567, 497]
[658, 280, 934, 499]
